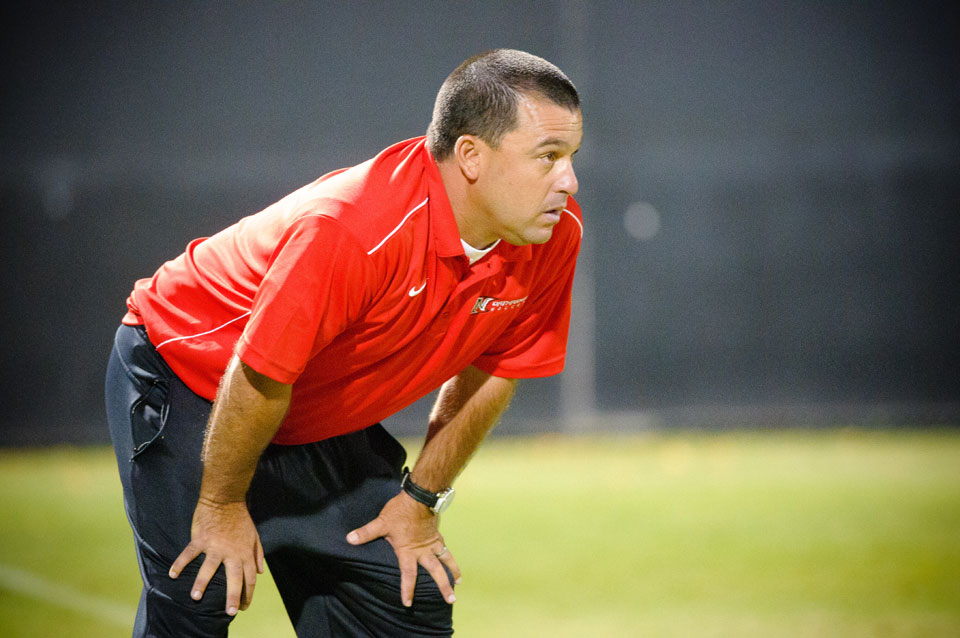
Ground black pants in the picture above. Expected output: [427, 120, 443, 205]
[105, 324, 453, 637]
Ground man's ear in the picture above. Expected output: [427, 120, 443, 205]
[454, 135, 483, 182]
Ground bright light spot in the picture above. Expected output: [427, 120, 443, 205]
[624, 201, 661, 241]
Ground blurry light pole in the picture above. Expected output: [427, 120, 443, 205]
[558, 0, 598, 433]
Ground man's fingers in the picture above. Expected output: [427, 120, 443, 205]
[168, 543, 201, 579]
[169, 546, 259, 614]
[190, 554, 223, 603]
[437, 549, 462, 586]
[240, 560, 258, 611]
[346, 517, 385, 546]
[223, 560, 243, 616]
[421, 554, 456, 604]
[398, 554, 418, 608]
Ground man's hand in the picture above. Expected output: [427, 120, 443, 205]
[168, 497, 264, 616]
[168, 355, 285, 616]
[346, 492, 461, 607]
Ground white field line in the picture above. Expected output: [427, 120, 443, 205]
[0, 562, 135, 627]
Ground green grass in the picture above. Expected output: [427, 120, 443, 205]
[1, 429, 959, 636]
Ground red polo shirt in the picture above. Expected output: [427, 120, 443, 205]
[124, 137, 582, 444]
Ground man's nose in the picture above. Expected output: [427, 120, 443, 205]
[557, 160, 578, 197]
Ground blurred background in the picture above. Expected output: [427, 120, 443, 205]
[1, 1, 958, 445]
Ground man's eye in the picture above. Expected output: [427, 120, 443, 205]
[541, 152, 557, 162]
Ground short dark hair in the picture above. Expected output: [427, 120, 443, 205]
[426, 49, 580, 161]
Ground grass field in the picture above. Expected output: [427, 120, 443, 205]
[1, 429, 959, 637]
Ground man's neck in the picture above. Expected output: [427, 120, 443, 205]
[436, 158, 497, 249]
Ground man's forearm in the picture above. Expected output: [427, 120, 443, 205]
[169, 354, 291, 614]
[199, 355, 292, 504]
[411, 365, 516, 491]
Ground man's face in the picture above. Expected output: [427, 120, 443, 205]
[473, 95, 583, 247]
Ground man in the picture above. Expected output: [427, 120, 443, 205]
[105, 48, 583, 637]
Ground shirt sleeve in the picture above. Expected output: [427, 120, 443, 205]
[236, 214, 373, 383]
[472, 214, 582, 379]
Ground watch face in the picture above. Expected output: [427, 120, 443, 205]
[432, 488, 455, 515]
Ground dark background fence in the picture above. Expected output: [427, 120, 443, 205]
[2, 1, 958, 444]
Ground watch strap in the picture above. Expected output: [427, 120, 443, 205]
[400, 467, 439, 509]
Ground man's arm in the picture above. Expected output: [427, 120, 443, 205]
[347, 365, 516, 607]
[169, 354, 292, 616]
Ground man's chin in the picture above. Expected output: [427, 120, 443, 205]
[504, 228, 554, 247]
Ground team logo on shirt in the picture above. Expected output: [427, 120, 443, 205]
[471, 295, 528, 314]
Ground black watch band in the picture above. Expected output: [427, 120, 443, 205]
[400, 467, 438, 508]
[400, 467, 455, 514]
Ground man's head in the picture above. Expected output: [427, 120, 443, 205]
[430, 50, 583, 249]
[427, 49, 580, 162]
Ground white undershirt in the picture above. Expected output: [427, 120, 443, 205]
[461, 238, 500, 265]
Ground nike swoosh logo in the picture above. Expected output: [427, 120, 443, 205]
[408, 280, 427, 297]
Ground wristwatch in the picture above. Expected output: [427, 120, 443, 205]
[400, 467, 455, 515]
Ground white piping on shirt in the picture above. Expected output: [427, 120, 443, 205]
[154, 311, 252, 350]
[151, 204, 578, 351]
[561, 208, 583, 238]
[367, 197, 429, 255]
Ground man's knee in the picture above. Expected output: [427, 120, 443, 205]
[135, 543, 233, 638]
[335, 559, 454, 636]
